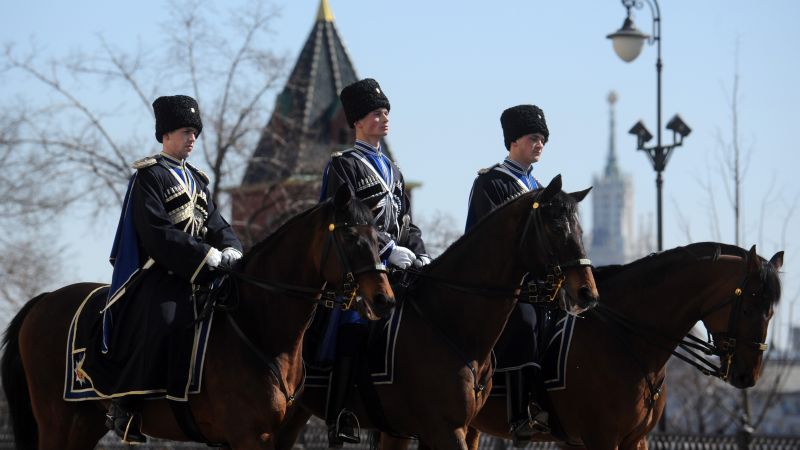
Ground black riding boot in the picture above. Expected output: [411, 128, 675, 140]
[105, 398, 147, 444]
[326, 355, 360, 447]
[506, 366, 549, 448]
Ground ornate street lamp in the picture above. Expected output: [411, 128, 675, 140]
[607, 0, 690, 252]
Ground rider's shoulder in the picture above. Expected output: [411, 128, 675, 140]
[476, 163, 501, 176]
[131, 155, 160, 170]
[331, 148, 356, 159]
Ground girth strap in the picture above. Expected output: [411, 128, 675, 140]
[168, 401, 227, 447]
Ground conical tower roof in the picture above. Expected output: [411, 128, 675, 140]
[242, 0, 390, 185]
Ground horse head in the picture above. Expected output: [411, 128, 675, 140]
[321, 185, 396, 320]
[702, 245, 783, 389]
[522, 175, 599, 315]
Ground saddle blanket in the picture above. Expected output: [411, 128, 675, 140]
[63, 285, 213, 400]
[306, 297, 407, 387]
[490, 314, 577, 397]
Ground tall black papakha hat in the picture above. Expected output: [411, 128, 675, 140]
[500, 104, 549, 150]
[153, 95, 203, 143]
[339, 78, 391, 128]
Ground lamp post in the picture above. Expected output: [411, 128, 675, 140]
[607, 0, 690, 252]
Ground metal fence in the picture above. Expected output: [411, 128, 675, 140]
[1, 426, 798, 449]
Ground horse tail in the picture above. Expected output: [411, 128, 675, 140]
[1, 292, 48, 450]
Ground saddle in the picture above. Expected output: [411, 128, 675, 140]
[64, 285, 215, 401]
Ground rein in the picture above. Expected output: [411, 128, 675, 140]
[404, 292, 492, 398]
[200, 220, 388, 404]
[400, 192, 592, 305]
[391, 191, 593, 398]
[593, 254, 768, 385]
[226, 221, 388, 310]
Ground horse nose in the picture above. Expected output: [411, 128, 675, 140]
[579, 286, 599, 310]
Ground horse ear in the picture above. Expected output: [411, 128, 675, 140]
[540, 174, 563, 202]
[569, 187, 592, 203]
[769, 251, 784, 271]
[333, 184, 353, 210]
[747, 245, 760, 273]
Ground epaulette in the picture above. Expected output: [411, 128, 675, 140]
[331, 148, 355, 158]
[131, 155, 159, 170]
[186, 162, 210, 183]
[477, 163, 501, 175]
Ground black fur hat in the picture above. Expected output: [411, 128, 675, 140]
[500, 104, 549, 150]
[153, 95, 203, 143]
[339, 78, 391, 128]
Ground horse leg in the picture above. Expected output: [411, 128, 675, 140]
[379, 433, 413, 450]
[419, 427, 468, 450]
[272, 404, 313, 450]
[619, 437, 648, 450]
[465, 427, 480, 450]
[578, 436, 619, 450]
[34, 403, 105, 450]
[64, 404, 108, 450]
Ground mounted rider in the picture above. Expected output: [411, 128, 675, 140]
[465, 104, 551, 447]
[319, 78, 430, 447]
[94, 95, 243, 444]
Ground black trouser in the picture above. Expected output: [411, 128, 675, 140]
[326, 323, 367, 423]
[506, 365, 541, 424]
[163, 298, 196, 400]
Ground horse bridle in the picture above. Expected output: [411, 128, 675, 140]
[204, 218, 387, 407]
[595, 255, 769, 384]
[317, 221, 389, 310]
[681, 261, 769, 382]
[223, 220, 388, 309]
[518, 192, 592, 304]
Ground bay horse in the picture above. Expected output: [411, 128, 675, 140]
[1, 186, 395, 449]
[273, 175, 599, 450]
[382, 242, 783, 450]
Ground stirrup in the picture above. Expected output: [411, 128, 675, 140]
[106, 403, 147, 444]
[331, 409, 361, 445]
[527, 402, 550, 431]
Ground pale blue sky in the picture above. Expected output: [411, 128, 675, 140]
[3, 1, 799, 337]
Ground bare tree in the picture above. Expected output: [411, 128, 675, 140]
[0, 0, 291, 300]
[0, 112, 63, 313]
[415, 210, 462, 258]
[2, 0, 287, 213]
[673, 42, 799, 438]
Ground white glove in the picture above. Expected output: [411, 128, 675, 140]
[206, 247, 222, 269]
[220, 247, 243, 269]
[388, 245, 416, 269]
[413, 255, 432, 268]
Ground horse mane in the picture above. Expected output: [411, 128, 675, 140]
[594, 242, 782, 305]
[241, 196, 373, 267]
[424, 189, 579, 271]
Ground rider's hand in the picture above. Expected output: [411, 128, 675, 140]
[220, 247, 243, 269]
[388, 245, 416, 269]
[413, 255, 432, 268]
[206, 247, 223, 269]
